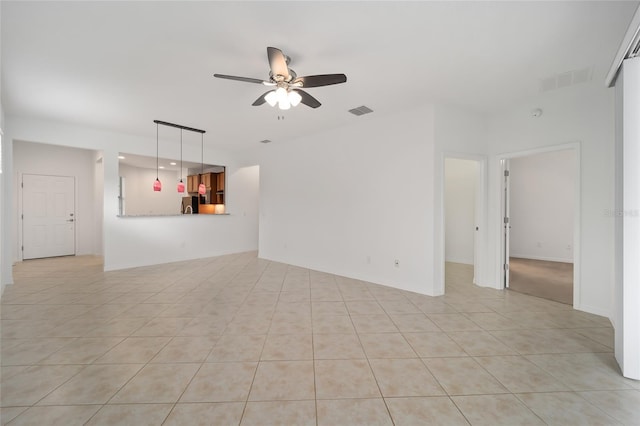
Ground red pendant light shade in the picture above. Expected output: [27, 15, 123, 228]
[177, 129, 185, 193]
[153, 122, 162, 192]
[198, 132, 206, 196]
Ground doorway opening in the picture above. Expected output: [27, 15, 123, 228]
[443, 156, 484, 293]
[501, 145, 579, 305]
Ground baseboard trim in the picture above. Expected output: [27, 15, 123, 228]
[444, 258, 473, 265]
[510, 254, 574, 264]
[577, 303, 611, 320]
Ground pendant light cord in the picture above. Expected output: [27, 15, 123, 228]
[156, 122, 159, 179]
[180, 129, 183, 180]
[201, 133, 204, 174]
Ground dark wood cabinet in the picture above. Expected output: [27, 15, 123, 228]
[213, 172, 225, 204]
[187, 175, 200, 193]
[186, 171, 225, 208]
[200, 172, 213, 189]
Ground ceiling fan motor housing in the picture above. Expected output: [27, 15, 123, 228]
[270, 68, 297, 83]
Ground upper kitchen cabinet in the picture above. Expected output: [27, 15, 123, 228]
[214, 172, 225, 204]
[187, 174, 200, 193]
[200, 172, 213, 189]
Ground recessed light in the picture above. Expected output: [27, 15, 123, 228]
[159, 166, 165, 169]
[170, 162, 177, 166]
[118, 155, 125, 159]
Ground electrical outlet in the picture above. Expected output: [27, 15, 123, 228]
[366, 256, 371, 264]
[536, 242, 542, 248]
[394, 259, 399, 268]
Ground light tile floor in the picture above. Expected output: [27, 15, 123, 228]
[1, 253, 639, 425]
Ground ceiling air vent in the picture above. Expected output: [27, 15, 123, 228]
[539, 67, 592, 92]
[348, 105, 374, 116]
[259, 139, 272, 144]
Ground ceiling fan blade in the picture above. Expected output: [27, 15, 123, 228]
[293, 89, 322, 108]
[294, 74, 347, 88]
[267, 47, 290, 80]
[214, 74, 266, 84]
[252, 91, 274, 106]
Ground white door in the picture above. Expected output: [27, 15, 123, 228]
[22, 174, 76, 260]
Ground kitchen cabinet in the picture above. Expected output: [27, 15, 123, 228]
[200, 172, 213, 189]
[187, 174, 200, 193]
[214, 172, 225, 204]
[216, 172, 225, 191]
[186, 171, 224, 206]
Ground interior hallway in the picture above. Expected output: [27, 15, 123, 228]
[1, 254, 638, 425]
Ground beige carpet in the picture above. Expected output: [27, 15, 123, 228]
[508, 257, 573, 305]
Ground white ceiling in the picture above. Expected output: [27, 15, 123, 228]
[2, 1, 637, 152]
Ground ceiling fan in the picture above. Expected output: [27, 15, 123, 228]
[214, 47, 347, 110]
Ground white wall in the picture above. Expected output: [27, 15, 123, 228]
[487, 84, 615, 317]
[4, 116, 260, 275]
[93, 152, 104, 255]
[444, 158, 477, 264]
[509, 149, 575, 262]
[258, 102, 489, 297]
[259, 106, 437, 295]
[0, 97, 7, 295]
[118, 164, 182, 216]
[13, 140, 98, 258]
[614, 54, 625, 380]
[614, 57, 640, 380]
[228, 165, 260, 246]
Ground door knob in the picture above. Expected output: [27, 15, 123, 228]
[66, 219, 74, 222]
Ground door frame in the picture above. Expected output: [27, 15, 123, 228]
[502, 158, 511, 289]
[498, 142, 581, 307]
[440, 152, 487, 293]
[18, 172, 77, 261]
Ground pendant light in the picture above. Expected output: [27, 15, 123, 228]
[152, 120, 206, 196]
[177, 129, 185, 193]
[198, 132, 206, 195]
[153, 122, 162, 192]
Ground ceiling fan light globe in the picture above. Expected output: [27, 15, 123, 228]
[276, 87, 288, 102]
[289, 90, 302, 107]
[265, 91, 278, 107]
[278, 98, 291, 110]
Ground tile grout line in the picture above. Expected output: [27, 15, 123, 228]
[237, 258, 274, 426]
[345, 291, 396, 425]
